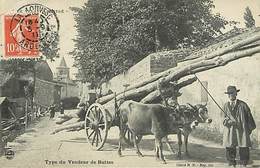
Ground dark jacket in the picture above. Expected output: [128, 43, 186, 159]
[223, 99, 256, 147]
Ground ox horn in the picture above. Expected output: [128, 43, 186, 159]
[187, 103, 196, 110]
[203, 102, 207, 106]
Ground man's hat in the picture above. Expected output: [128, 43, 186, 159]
[225, 85, 240, 94]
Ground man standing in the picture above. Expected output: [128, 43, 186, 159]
[49, 104, 56, 119]
[60, 102, 64, 115]
[223, 86, 256, 167]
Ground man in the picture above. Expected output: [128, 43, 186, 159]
[60, 102, 64, 115]
[223, 86, 256, 167]
[49, 104, 56, 119]
[76, 102, 88, 121]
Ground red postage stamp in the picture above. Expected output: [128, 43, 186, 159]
[4, 14, 40, 58]
[3, 3, 59, 59]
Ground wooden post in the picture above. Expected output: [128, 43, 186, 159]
[0, 104, 4, 156]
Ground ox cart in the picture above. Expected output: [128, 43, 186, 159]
[84, 95, 144, 150]
[69, 28, 260, 150]
[84, 75, 197, 151]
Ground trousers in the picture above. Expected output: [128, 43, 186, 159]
[226, 147, 249, 165]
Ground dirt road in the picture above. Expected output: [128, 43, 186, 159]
[0, 111, 260, 168]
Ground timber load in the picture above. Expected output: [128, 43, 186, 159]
[52, 27, 260, 135]
[97, 27, 260, 105]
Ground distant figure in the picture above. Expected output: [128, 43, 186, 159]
[222, 86, 256, 167]
[77, 102, 88, 121]
[49, 104, 56, 119]
[36, 107, 41, 118]
[60, 102, 64, 115]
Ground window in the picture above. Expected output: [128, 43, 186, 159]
[201, 81, 208, 103]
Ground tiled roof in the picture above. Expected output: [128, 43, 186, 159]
[0, 97, 8, 105]
[59, 57, 68, 67]
[179, 27, 260, 62]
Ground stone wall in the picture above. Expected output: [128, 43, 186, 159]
[60, 83, 79, 99]
[34, 79, 61, 106]
[101, 56, 151, 94]
[101, 52, 177, 95]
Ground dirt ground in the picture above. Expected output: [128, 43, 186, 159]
[1, 110, 260, 168]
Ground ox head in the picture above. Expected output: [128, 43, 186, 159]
[187, 103, 212, 128]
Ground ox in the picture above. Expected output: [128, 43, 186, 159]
[172, 103, 212, 158]
[117, 100, 183, 163]
[117, 100, 211, 163]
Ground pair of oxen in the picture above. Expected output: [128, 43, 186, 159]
[117, 100, 212, 164]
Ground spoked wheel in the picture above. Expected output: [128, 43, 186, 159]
[85, 103, 108, 150]
[123, 126, 142, 146]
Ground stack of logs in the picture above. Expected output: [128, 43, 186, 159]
[51, 28, 260, 134]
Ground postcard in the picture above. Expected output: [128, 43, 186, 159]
[0, 0, 260, 167]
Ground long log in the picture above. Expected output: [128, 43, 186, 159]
[103, 45, 260, 106]
[55, 108, 86, 125]
[98, 33, 260, 104]
[163, 46, 260, 84]
[51, 121, 85, 135]
[140, 76, 197, 103]
[56, 115, 73, 124]
[141, 43, 260, 103]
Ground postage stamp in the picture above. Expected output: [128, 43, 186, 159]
[4, 14, 39, 58]
[3, 3, 59, 59]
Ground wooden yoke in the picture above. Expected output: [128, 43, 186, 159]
[157, 78, 168, 106]
[157, 78, 181, 107]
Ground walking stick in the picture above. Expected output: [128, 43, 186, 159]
[194, 73, 231, 120]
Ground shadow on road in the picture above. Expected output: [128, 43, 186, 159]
[104, 138, 260, 164]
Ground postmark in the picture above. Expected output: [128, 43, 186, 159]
[4, 3, 59, 59]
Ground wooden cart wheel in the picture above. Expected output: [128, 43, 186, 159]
[85, 103, 108, 150]
[123, 126, 142, 146]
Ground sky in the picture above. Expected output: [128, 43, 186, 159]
[1, 0, 260, 79]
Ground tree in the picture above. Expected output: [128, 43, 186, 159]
[244, 7, 255, 28]
[71, 0, 230, 87]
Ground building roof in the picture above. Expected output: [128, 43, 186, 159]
[0, 97, 9, 105]
[35, 61, 53, 81]
[179, 27, 260, 63]
[59, 57, 68, 67]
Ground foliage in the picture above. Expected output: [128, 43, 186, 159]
[2, 59, 38, 76]
[71, 0, 231, 86]
[244, 6, 255, 28]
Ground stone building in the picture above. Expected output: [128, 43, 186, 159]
[53, 57, 79, 98]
